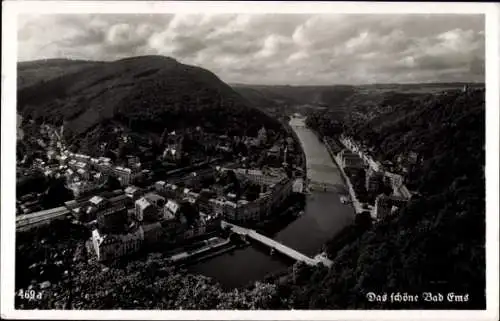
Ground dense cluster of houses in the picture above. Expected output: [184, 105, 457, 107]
[58, 151, 152, 197]
[89, 187, 222, 262]
[88, 165, 294, 262]
[329, 135, 413, 221]
[155, 166, 293, 224]
[19, 121, 299, 262]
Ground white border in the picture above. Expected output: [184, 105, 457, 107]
[2, 1, 499, 320]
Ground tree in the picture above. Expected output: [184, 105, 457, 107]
[41, 177, 73, 208]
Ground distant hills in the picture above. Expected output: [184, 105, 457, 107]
[232, 83, 357, 108]
[17, 56, 281, 154]
[232, 82, 485, 116]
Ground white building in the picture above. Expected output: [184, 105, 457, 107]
[124, 186, 142, 200]
[91, 228, 143, 262]
[76, 168, 90, 180]
[232, 168, 286, 186]
[113, 166, 135, 186]
[292, 178, 304, 193]
[89, 195, 107, 209]
[164, 199, 180, 218]
[135, 197, 157, 222]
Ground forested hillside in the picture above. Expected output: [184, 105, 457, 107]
[233, 84, 357, 108]
[298, 88, 485, 309]
[17, 56, 282, 155]
[17, 59, 105, 89]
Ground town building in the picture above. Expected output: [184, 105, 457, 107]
[163, 200, 180, 230]
[96, 205, 128, 234]
[76, 168, 90, 180]
[79, 205, 98, 222]
[113, 166, 135, 186]
[223, 201, 238, 221]
[267, 145, 281, 158]
[93, 172, 106, 184]
[257, 126, 268, 146]
[184, 191, 200, 204]
[269, 178, 293, 209]
[89, 195, 107, 210]
[154, 181, 166, 193]
[67, 181, 97, 198]
[163, 135, 183, 162]
[365, 168, 385, 193]
[94, 159, 112, 174]
[236, 200, 260, 222]
[292, 178, 305, 193]
[232, 168, 287, 186]
[107, 194, 129, 208]
[201, 212, 222, 232]
[124, 186, 143, 201]
[59, 155, 69, 165]
[141, 222, 163, 244]
[338, 149, 365, 170]
[182, 221, 206, 240]
[72, 153, 91, 164]
[373, 194, 408, 221]
[209, 198, 225, 217]
[244, 137, 260, 148]
[144, 192, 166, 208]
[135, 197, 158, 222]
[91, 228, 143, 262]
[127, 155, 141, 169]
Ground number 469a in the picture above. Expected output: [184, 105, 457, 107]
[17, 289, 43, 300]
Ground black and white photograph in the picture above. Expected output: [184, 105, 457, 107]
[1, 1, 499, 320]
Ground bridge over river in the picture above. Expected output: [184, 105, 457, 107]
[222, 221, 332, 268]
[188, 115, 354, 288]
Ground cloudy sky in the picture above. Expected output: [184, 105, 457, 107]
[18, 14, 485, 85]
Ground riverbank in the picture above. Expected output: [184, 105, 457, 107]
[323, 140, 364, 214]
[186, 116, 354, 288]
[169, 237, 234, 264]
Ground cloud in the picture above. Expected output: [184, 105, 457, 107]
[17, 13, 485, 85]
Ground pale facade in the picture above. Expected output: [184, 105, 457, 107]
[92, 228, 143, 262]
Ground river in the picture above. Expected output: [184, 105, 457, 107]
[188, 115, 355, 288]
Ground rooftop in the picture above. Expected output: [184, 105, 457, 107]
[269, 145, 280, 152]
[165, 199, 180, 215]
[135, 197, 152, 211]
[145, 192, 165, 203]
[124, 186, 139, 194]
[115, 167, 132, 173]
[141, 222, 162, 233]
[109, 194, 128, 203]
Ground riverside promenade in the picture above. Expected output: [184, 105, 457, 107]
[323, 139, 364, 214]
